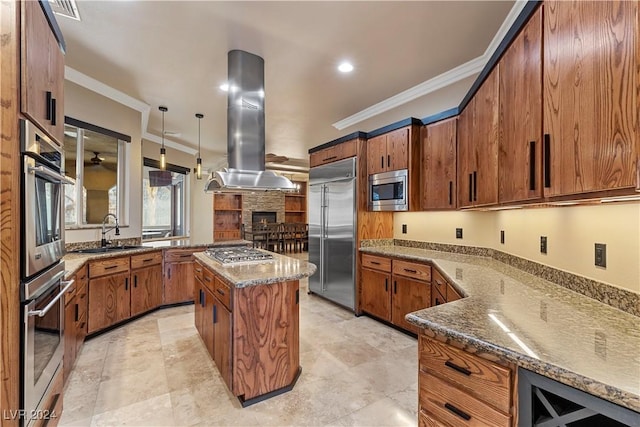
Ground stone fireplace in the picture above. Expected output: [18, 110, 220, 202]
[252, 211, 277, 224]
[242, 192, 285, 230]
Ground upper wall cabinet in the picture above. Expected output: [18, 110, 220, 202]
[366, 127, 411, 175]
[21, 1, 65, 145]
[421, 118, 457, 210]
[457, 67, 500, 208]
[499, 8, 543, 204]
[309, 139, 357, 168]
[543, 0, 639, 198]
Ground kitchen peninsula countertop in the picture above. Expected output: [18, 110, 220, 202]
[360, 245, 640, 413]
[193, 251, 316, 288]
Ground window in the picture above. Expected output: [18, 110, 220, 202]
[142, 159, 189, 240]
[63, 118, 130, 227]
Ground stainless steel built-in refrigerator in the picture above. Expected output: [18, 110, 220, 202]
[308, 157, 356, 310]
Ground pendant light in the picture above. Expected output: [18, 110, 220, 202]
[195, 113, 204, 180]
[159, 106, 168, 170]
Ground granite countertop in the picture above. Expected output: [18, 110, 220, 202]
[360, 245, 640, 413]
[62, 240, 252, 279]
[193, 251, 316, 288]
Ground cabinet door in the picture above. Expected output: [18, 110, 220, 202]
[21, 0, 65, 144]
[473, 67, 500, 206]
[204, 289, 215, 358]
[164, 262, 194, 304]
[360, 268, 391, 321]
[422, 119, 457, 210]
[131, 265, 162, 317]
[499, 7, 543, 204]
[457, 101, 475, 208]
[367, 135, 388, 175]
[214, 301, 232, 390]
[392, 276, 431, 335]
[194, 277, 205, 337]
[544, 0, 638, 196]
[63, 296, 76, 384]
[88, 272, 130, 334]
[387, 128, 409, 171]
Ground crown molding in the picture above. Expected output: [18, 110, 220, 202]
[332, 0, 528, 131]
[64, 66, 197, 155]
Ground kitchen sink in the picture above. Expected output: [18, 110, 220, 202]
[68, 245, 145, 254]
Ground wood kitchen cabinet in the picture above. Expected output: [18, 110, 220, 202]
[214, 275, 232, 390]
[213, 194, 243, 242]
[164, 249, 196, 304]
[458, 67, 499, 208]
[64, 266, 88, 384]
[309, 139, 357, 167]
[130, 252, 163, 317]
[421, 118, 457, 210]
[419, 336, 514, 426]
[543, 0, 639, 198]
[499, 7, 543, 204]
[360, 255, 392, 322]
[367, 127, 410, 175]
[21, 0, 65, 145]
[88, 269, 130, 334]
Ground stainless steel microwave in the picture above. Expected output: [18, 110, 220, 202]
[368, 169, 408, 211]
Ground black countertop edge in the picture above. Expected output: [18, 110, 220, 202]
[308, 131, 366, 154]
[365, 117, 423, 139]
[421, 108, 459, 126]
[39, 0, 66, 54]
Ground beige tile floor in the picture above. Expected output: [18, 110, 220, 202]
[59, 255, 418, 427]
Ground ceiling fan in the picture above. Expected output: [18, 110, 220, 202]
[90, 152, 105, 165]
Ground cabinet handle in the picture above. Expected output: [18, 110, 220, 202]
[435, 279, 443, 287]
[213, 305, 217, 324]
[393, 281, 397, 294]
[435, 297, 441, 306]
[468, 173, 472, 202]
[46, 91, 53, 121]
[445, 360, 472, 376]
[104, 265, 118, 270]
[323, 155, 338, 162]
[384, 278, 388, 292]
[404, 268, 417, 274]
[387, 154, 390, 168]
[204, 277, 212, 283]
[142, 258, 154, 263]
[544, 134, 551, 188]
[74, 303, 79, 322]
[216, 288, 225, 296]
[134, 275, 138, 288]
[444, 403, 471, 421]
[381, 156, 384, 169]
[448, 181, 453, 205]
[168, 268, 171, 279]
[370, 261, 381, 265]
[125, 277, 129, 291]
[529, 140, 536, 191]
[199, 289, 204, 307]
[51, 98, 57, 125]
[473, 171, 477, 202]
[179, 254, 192, 258]
[195, 268, 202, 273]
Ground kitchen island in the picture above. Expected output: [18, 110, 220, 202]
[361, 245, 640, 425]
[193, 249, 316, 406]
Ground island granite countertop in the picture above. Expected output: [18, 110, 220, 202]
[194, 251, 316, 288]
[360, 245, 640, 413]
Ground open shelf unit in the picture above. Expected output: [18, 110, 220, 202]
[284, 181, 307, 223]
[213, 193, 243, 241]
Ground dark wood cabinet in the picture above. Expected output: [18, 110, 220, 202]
[63, 292, 76, 383]
[366, 127, 409, 175]
[309, 139, 357, 167]
[457, 67, 500, 208]
[213, 299, 232, 390]
[543, 0, 639, 197]
[360, 267, 392, 322]
[421, 118, 457, 210]
[88, 271, 130, 334]
[130, 264, 162, 317]
[391, 276, 430, 335]
[21, 0, 65, 144]
[499, 7, 543, 204]
[164, 249, 195, 304]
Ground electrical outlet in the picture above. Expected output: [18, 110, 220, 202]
[500, 230, 505, 244]
[402, 224, 407, 234]
[540, 236, 547, 254]
[456, 228, 463, 239]
[595, 243, 606, 268]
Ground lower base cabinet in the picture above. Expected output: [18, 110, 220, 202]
[164, 249, 196, 304]
[88, 270, 130, 334]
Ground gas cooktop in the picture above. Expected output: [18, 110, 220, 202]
[205, 247, 274, 264]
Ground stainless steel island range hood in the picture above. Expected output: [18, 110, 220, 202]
[205, 50, 296, 192]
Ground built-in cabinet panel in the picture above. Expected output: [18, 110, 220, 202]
[309, 139, 357, 167]
[421, 119, 457, 210]
[130, 264, 162, 317]
[88, 270, 130, 334]
[543, 0, 639, 197]
[499, 8, 543, 204]
[367, 128, 410, 176]
[164, 249, 195, 304]
[360, 267, 392, 322]
[213, 194, 243, 241]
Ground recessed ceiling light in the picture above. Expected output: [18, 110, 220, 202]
[338, 61, 354, 73]
[219, 83, 229, 91]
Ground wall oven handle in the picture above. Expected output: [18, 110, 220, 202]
[28, 279, 74, 318]
[28, 165, 75, 185]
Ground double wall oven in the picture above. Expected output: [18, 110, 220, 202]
[20, 119, 73, 427]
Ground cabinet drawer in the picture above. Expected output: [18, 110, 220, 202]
[202, 268, 215, 293]
[432, 269, 448, 297]
[89, 257, 130, 278]
[131, 251, 162, 269]
[164, 249, 195, 263]
[214, 277, 232, 311]
[420, 372, 510, 427]
[64, 275, 78, 306]
[431, 286, 446, 307]
[393, 260, 431, 282]
[193, 261, 204, 282]
[362, 254, 391, 272]
[447, 284, 462, 302]
[77, 287, 88, 323]
[420, 337, 512, 413]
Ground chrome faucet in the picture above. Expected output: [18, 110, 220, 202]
[101, 213, 120, 247]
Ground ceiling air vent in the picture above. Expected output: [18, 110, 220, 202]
[49, 0, 81, 21]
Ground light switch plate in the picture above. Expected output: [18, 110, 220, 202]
[540, 236, 547, 254]
[456, 228, 463, 239]
[595, 243, 606, 268]
[500, 230, 505, 244]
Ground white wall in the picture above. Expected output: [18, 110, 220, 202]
[394, 202, 640, 293]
